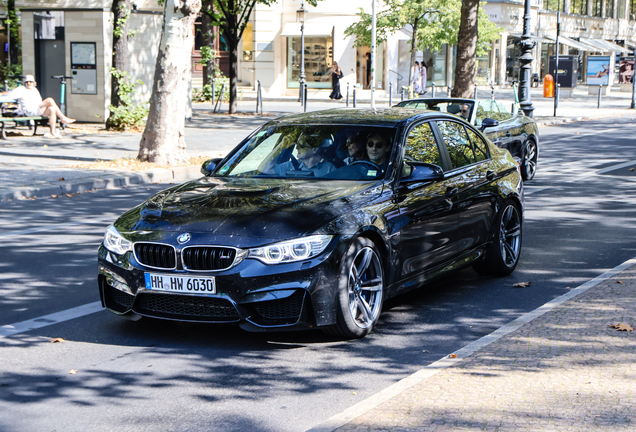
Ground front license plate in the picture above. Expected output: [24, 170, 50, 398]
[144, 273, 216, 294]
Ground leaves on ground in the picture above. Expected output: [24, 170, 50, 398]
[448, 354, 457, 358]
[617, 280, 624, 284]
[51, 194, 58, 199]
[70, 155, 210, 171]
[513, 281, 532, 288]
[68, 369, 78, 374]
[58, 177, 65, 181]
[50, 337, 65, 343]
[608, 323, 633, 332]
[65, 193, 73, 198]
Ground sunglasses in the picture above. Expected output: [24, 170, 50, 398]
[367, 141, 386, 149]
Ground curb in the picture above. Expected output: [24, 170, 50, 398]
[0, 165, 203, 201]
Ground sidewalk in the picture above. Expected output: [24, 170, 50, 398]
[309, 259, 636, 432]
[0, 84, 635, 201]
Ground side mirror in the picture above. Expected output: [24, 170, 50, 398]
[479, 117, 499, 132]
[201, 158, 222, 176]
[401, 162, 444, 184]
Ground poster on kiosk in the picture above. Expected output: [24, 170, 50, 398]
[586, 56, 612, 86]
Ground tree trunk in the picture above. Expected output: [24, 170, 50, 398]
[408, 17, 419, 92]
[201, 1, 216, 86]
[7, 0, 20, 66]
[451, 0, 479, 98]
[106, 0, 130, 129]
[138, 0, 202, 165]
[228, 34, 238, 113]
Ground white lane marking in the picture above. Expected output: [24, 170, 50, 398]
[306, 256, 636, 432]
[0, 216, 115, 239]
[0, 301, 104, 338]
[596, 159, 636, 175]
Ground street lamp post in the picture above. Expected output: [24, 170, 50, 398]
[517, 0, 536, 117]
[297, 2, 306, 104]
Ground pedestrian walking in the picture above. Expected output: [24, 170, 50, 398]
[328, 61, 344, 100]
[412, 61, 422, 95]
[420, 61, 428, 94]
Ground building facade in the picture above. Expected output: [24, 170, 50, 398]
[10, 0, 636, 122]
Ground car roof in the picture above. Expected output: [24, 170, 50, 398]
[265, 108, 456, 128]
[396, 97, 476, 106]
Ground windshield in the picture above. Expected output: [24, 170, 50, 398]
[398, 100, 474, 122]
[215, 124, 398, 180]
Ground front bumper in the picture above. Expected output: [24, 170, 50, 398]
[97, 238, 346, 331]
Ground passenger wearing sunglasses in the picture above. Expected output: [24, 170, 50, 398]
[459, 104, 471, 120]
[1, 74, 75, 138]
[366, 133, 391, 173]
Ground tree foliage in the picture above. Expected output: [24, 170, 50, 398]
[201, 0, 320, 114]
[344, 0, 500, 84]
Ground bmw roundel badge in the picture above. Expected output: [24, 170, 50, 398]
[177, 233, 191, 244]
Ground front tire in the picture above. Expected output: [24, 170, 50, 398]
[521, 139, 538, 181]
[326, 237, 384, 339]
[473, 201, 522, 276]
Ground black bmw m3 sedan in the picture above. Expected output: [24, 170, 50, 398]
[98, 108, 524, 338]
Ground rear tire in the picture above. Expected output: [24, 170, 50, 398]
[324, 237, 384, 339]
[521, 139, 538, 181]
[473, 201, 522, 276]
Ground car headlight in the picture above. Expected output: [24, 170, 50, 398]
[103, 225, 133, 255]
[248, 235, 333, 264]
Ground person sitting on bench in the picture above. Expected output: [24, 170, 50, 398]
[0, 74, 75, 138]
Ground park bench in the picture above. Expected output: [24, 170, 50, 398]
[0, 115, 50, 139]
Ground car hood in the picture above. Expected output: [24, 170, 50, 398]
[115, 176, 383, 239]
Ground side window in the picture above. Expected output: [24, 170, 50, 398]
[465, 128, 490, 163]
[404, 122, 442, 166]
[436, 121, 475, 169]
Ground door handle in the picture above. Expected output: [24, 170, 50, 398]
[445, 187, 458, 198]
[486, 170, 495, 180]
[506, 132, 512, 137]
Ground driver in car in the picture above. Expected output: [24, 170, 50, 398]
[366, 132, 392, 174]
[460, 104, 471, 120]
[274, 134, 336, 177]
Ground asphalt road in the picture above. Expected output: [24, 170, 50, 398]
[1, 115, 635, 432]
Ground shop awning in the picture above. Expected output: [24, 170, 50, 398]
[579, 37, 627, 52]
[543, 36, 595, 51]
[623, 40, 636, 49]
[508, 34, 553, 44]
[280, 23, 333, 37]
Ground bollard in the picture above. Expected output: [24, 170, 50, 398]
[346, 82, 350, 107]
[255, 80, 263, 115]
[303, 84, 308, 113]
[474, 86, 477, 99]
[353, 88, 357, 107]
[389, 82, 393, 107]
[3, 80, 7, 92]
[431, 82, 436, 97]
[554, 83, 560, 116]
[400, 87, 405, 101]
[214, 83, 225, 113]
[211, 80, 216, 108]
[597, 84, 602, 109]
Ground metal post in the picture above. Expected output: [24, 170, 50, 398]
[299, 2, 306, 105]
[474, 86, 477, 99]
[631, 72, 636, 109]
[214, 83, 225, 113]
[597, 84, 602, 109]
[518, 0, 536, 117]
[389, 82, 393, 106]
[303, 84, 308, 113]
[432, 82, 436, 97]
[4, 80, 7, 92]
[370, 0, 376, 108]
[211, 80, 216, 108]
[353, 88, 357, 107]
[554, 10, 560, 117]
[256, 80, 262, 115]
[401, 87, 404, 101]
[346, 82, 350, 107]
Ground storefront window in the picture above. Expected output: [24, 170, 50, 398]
[355, 45, 385, 89]
[475, 55, 490, 85]
[618, 0, 626, 18]
[543, 0, 564, 11]
[570, 0, 587, 15]
[630, 0, 636, 20]
[287, 36, 333, 89]
[605, 0, 614, 17]
[592, 0, 602, 16]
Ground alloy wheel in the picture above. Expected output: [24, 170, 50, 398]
[523, 141, 537, 180]
[347, 247, 383, 329]
[499, 204, 521, 268]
